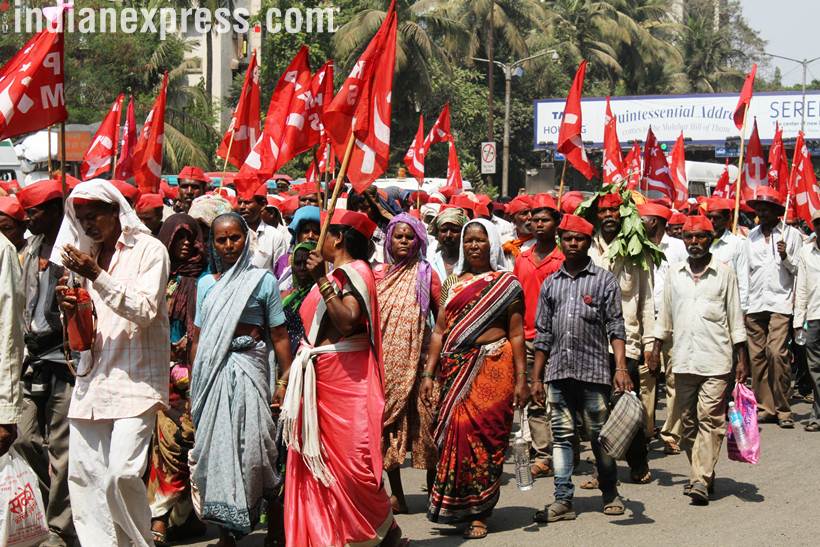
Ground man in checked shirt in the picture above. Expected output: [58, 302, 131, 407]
[531, 214, 633, 524]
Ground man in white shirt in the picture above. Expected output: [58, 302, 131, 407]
[54, 180, 170, 546]
[794, 209, 820, 431]
[649, 215, 748, 505]
[704, 197, 749, 311]
[742, 187, 803, 428]
[0, 231, 23, 457]
[638, 202, 688, 453]
[237, 183, 289, 271]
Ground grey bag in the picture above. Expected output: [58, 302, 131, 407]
[599, 391, 644, 460]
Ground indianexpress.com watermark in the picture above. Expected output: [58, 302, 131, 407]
[2, 5, 339, 40]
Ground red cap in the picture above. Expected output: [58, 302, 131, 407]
[598, 192, 623, 209]
[649, 197, 673, 209]
[506, 196, 532, 215]
[474, 193, 492, 206]
[160, 180, 178, 200]
[109, 180, 141, 204]
[0, 196, 26, 221]
[438, 186, 455, 200]
[324, 209, 377, 239]
[747, 186, 785, 209]
[474, 202, 491, 218]
[408, 191, 429, 205]
[530, 193, 558, 213]
[637, 202, 672, 221]
[428, 196, 443, 204]
[682, 215, 714, 233]
[177, 166, 211, 184]
[135, 193, 164, 213]
[668, 212, 687, 225]
[16, 179, 63, 210]
[560, 191, 585, 215]
[492, 201, 506, 214]
[451, 194, 476, 213]
[266, 195, 284, 208]
[557, 214, 594, 237]
[253, 183, 269, 198]
[279, 195, 300, 216]
[294, 182, 321, 197]
[704, 197, 734, 212]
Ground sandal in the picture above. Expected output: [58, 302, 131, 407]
[151, 529, 168, 547]
[805, 422, 820, 432]
[630, 469, 653, 484]
[602, 495, 625, 516]
[778, 418, 794, 429]
[580, 477, 599, 489]
[530, 461, 553, 478]
[533, 501, 576, 523]
[462, 522, 488, 540]
[663, 441, 681, 455]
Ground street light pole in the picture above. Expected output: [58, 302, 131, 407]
[473, 49, 558, 196]
[764, 52, 820, 132]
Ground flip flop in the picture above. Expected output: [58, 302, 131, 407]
[602, 495, 625, 516]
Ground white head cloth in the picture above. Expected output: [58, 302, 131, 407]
[50, 179, 149, 266]
[455, 218, 505, 275]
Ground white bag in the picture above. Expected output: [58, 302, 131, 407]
[0, 449, 49, 547]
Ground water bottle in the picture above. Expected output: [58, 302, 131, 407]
[512, 429, 533, 491]
[728, 402, 749, 452]
[795, 322, 808, 346]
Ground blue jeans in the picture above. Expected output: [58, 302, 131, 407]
[548, 379, 617, 502]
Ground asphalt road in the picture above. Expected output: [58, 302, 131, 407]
[181, 396, 820, 546]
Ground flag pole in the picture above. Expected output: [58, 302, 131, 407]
[323, 142, 332, 209]
[59, 122, 67, 198]
[220, 126, 236, 182]
[311, 144, 323, 207]
[317, 133, 356, 249]
[556, 159, 568, 208]
[47, 125, 53, 175]
[732, 109, 750, 233]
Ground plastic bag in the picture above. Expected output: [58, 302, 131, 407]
[727, 383, 760, 464]
[0, 450, 49, 547]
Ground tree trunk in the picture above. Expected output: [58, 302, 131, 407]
[205, 31, 213, 104]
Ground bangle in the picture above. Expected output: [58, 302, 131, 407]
[420, 371, 435, 379]
[615, 368, 629, 372]
[324, 293, 338, 303]
[531, 379, 543, 384]
[319, 280, 332, 291]
[517, 372, 528, 377]
[276, 379, 288, 388]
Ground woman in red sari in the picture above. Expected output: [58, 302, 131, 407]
[420, 218, 529, 540]
[279, 209, 402, 547]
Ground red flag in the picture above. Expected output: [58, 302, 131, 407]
[767, 122, 789, 192]
[733, 64, 757, 130]
[80, 93, 124, 180]
[557, 61, 597, 180]
[740, 119, 767, 200]
[713, 160, 733, 198]
[423, 103, 452, 150]
[217, 50, 260, 169]
[446, 140, 463, 190]
[323, 0, 398, 192]
[238, 46, 312, 191]
[288, 59, 335, 161]
[669, 131, 688, 205]
[642, 128, 676, 202]
[0, 28, 67, 140]
[115, 96, 137, 180]
[404, 114, 425, 182]
[602, 97, 626, 186]
[133, 73, 168, 194]
[791, 132, 820, 224]
[624, 141, 642, 190]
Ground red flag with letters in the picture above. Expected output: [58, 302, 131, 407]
[323, 0, 398, 192]
[287, 59, 335, 161]
[0, 27, 67, 140]
[133, 73, 168, 194]
[602, 97, 626, 186]
[239, 46, 312, 188]
[642, 128, 676, 203]
[217, 49, 260, 169]
[423, 103, 452, 150]
[80, 93, 124, 180]
[733, 64, 757, 130]
[557, 60, 597, 180]
[790, 132, 820, 224]
[115, 96, 137, 180]
[767, 122, 789, 192]
[624, 141, 642, 190]
[404, 114, 425, 182]
[669, 131, 688, 205]
[713, 160, 733, 199]
[740, 119, 767, 200]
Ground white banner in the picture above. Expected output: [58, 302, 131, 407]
[534, 90, 820, 148]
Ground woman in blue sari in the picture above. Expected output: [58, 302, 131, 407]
[189, 213, 293, 547]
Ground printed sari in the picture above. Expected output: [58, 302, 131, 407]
[427, 270, 523, 524]
[282, 260, 394, 546]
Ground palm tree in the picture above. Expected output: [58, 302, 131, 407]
[679, 4, 745, 92]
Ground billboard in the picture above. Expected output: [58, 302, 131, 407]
[534, 90, 820, 149]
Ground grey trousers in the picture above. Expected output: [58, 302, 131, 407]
[526, 341, 552, 463]
[14, 373, 75, 544]
[805, 320, 820, 424]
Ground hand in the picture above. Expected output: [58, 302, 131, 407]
[646, 348, 661, 376]
[420, 377, 434, 408]
[306, 251, 326, 282]
[530, 381, 546, 406]
[62, 244, 101, 280]
[776, 240, 787, 261]
[170, 339, 188, 363]
[735, 358, 749, 385]
[56, 275, 76, 313]
[613, 370, 634, 393]
[513, 379, 530, 409]
[0, 424, 17, 457]
[272, 384, 286, 409]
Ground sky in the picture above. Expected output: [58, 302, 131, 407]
[740, 0, 820, 86]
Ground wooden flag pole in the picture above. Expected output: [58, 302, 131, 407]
[47, 125, 53, 175]
[220, 126, 236, 185]
[556, 159, 568, 209]
[311, 145, 324, 206]
[59, 122, 67, 198]
[321, 141, 332, 209]
[732, 109, 750, 234]
[316, 133, 356, 250]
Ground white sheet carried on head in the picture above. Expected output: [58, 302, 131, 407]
[50, 179, 149, 267]
[455, 218, 506, 274]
